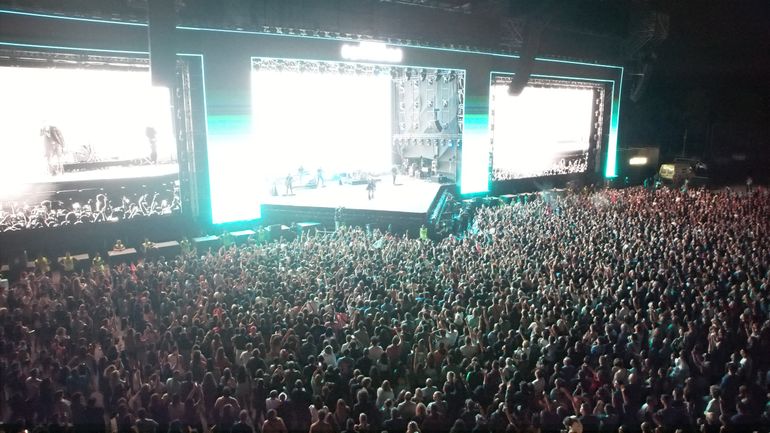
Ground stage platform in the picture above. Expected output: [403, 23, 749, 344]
[262, 176, 441, 214]
[260, 176, 452, 233]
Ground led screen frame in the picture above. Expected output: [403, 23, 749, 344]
[489, 74, 607, 182]
[0, 48, 186, 233]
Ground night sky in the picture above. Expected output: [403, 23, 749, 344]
[619, 0, 770, 166]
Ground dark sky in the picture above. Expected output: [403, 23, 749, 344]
[659, 1, 770, 81]
[619, 0, 770, 160]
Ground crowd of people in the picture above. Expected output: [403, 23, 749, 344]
[0, 185, 769, 433]
[493, 154, 589, 181]
[0, 188, 181, 232]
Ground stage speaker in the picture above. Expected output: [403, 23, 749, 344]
[267, 224, 290, 241]
[507, 2, 554, 96]
[148, 0, 177, 89]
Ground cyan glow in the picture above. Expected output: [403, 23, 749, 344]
[207, 114, 261, 224]
[460, 113, 490, 195]
[605, 68, 623, 178]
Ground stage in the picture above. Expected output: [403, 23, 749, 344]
[259, 176, 451, 233]
[262, 176, 442, 214]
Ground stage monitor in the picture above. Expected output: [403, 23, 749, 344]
[0, 60, 179, 233]
[490, 77, 602, 181]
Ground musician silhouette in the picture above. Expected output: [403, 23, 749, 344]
[41, 125, 65, 176]
[145, 126, 158, 164]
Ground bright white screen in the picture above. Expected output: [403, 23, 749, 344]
[251, 70, 392, 182]
[492, 85, 594, 180]
[0, 67, 175, 183]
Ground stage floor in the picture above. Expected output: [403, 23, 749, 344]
[31, 163, 179, 184]
[261, 176, 442, 214]
[0, 164, 179, 200]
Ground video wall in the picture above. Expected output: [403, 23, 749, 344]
[0, 9, 624, 228]
[0, 56, 180, 232]
[490, 76, 604, 181]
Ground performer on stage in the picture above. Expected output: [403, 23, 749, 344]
[367, 177, 376, 200]
[316, 167, 325, 188]
[145, 126, 158, 164]
[392, 166, 398, 185]
[285, 173, 294, 196]
[41, 125, 65, 176]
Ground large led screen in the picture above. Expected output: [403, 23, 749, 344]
[253, 70, 392, 179]
[491, 83, 595, 181]
[0, 65, 179, 232]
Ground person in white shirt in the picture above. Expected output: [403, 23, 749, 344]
[531, 369, 546, 395]
[703, 386, 721, 426]
[460, 337, 479, 359]
[436, 328, 458, 348]
[419, 379, 438, 404]
[376, 380, 395, 409]
[341, 335, 355, 354]
[368, 339, 384, 361]
[167, 346, 182, 371]
[320, 345, 337, 366]
[238, 343, 253, 367]
[266, 390, 282, 413]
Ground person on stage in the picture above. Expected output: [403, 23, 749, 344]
[285, 173, 294, 196]
[41, 125, 65, 176]
[367, 178, 376, 200]
[392, 166, 398, 185]
[316, 168, 325, 188]
[146, 127, 158, 164]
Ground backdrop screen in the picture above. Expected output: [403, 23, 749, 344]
[491, 84, 594, 181]
[252, 69, 392, 178]
[209, 67, 393, 224]
[0, 65, 179, 232]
